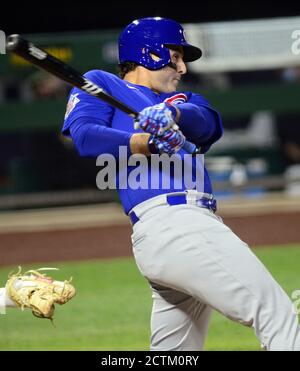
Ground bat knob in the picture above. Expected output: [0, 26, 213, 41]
[6, 34, 22, 52]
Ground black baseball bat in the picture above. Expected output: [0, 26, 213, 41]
[6, 34, 200, 155]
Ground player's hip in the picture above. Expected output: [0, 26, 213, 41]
[129, 190, 218, 228]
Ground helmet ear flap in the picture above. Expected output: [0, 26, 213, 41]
[144, 48, 160, 62]
[139, 44, 171, 70]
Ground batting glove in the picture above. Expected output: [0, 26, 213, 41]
[148, 129, 186, 155]
[135, 102, 178, 136]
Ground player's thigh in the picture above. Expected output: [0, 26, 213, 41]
[150, 282, 212, 351]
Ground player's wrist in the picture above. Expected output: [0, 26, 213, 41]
[166, 103, 181, 123]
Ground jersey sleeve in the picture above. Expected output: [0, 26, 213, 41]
[61, 70, 114, 136]
[61, 70, 133, 159]
[177, 92, 223, 154]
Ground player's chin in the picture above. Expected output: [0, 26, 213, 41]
[166, 80, 179, 92]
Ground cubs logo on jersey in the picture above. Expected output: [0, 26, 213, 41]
[163, 93, 187, 105]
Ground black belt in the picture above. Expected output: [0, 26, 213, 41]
[129, 194, 217, 226]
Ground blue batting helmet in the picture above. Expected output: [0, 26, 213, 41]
[118, 17, 202, 70]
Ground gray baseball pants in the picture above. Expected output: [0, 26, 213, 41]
[130, 192, 300, 351]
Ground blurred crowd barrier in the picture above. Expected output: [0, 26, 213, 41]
[0, 17, 300, 210]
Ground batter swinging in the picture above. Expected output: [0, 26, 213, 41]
[62, 17, 300, 350]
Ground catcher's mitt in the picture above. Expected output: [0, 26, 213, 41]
[5, 267, 76, 320]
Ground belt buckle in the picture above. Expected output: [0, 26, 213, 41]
[196, 195, 217, 213]
[207, 197, 217, 212]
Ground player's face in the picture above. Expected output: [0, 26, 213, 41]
[149, 48, 187, 93]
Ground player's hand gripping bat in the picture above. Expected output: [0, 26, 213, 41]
[6, 34, 200, 155]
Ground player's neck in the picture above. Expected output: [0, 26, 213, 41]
[124, 68, 155, 92]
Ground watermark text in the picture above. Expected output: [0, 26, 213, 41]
[0, 30, 6, 54]
[292, 290, 300, 315]
[95, 146, 205, 191]
[291, 30, 300, 55]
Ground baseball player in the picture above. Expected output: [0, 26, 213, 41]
[62, 17, 300, 350]
[0, 267, 75, 320]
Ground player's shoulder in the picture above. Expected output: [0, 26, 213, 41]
[83, 69, 116, 80]
[83, 69, 126, 92]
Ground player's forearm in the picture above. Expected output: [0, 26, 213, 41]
[177, 103, 220, 143]
[70, 119, 132, 158]
[70, 119, 154, 158]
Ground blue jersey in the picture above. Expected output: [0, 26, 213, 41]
[62, 70, 223, 214]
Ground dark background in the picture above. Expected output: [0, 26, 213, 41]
[2, 2, 300, 34]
